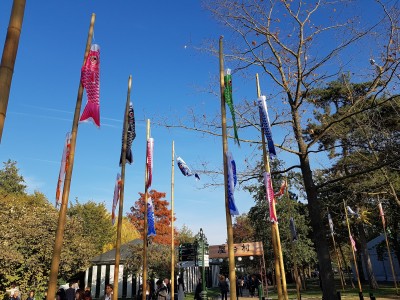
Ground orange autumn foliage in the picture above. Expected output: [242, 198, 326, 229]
[128, 189, 178, 245]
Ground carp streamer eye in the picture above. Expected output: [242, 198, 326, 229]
[90, 56, 98, 63]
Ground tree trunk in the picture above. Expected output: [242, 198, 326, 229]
[357, 223, 379, 289]
[291, 105, 336, 299]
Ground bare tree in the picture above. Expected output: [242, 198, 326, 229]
[158, 1, 400, 299]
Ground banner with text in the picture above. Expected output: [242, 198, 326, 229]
[209, 242, 263, 258]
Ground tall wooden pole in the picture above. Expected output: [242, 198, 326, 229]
[343, 201, 362, 295]
[378, 198, 398, 294]
[0, 0, 26, 142]
[46, 14, 95, 300]
[218, 36, 237, 300]
[142, 119, 150, 300]
[327, 209, 345, 291]
[255, 74, 285, 300]
[171, 141, 176, 300]
[112, 75, 132, 300]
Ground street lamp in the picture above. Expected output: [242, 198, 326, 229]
[196, 228, 208, 300]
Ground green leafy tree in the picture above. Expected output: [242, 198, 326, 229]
[177, 224, 195, 244]
[0, 160, 26, 194]
[68, 199, 115, 254]
[0, 191, 96, 298]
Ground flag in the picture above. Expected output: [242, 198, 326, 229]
[55, 132, 71, 207]
[274, 180, 287, 198]
[258, 95, 276, 156]
[119, 102, 136, 166]
[264, 172, 278, 222]
[290, 217, 298, 241]
[146, 138, 154, 189]
[378, 202, 385, 227]
[347, 206, 359, 218]
[226, 151, 239, 216]
[224, 69, 240, 146]
[147, 200, 156, 237]
[177, 156, 200, 180]
[111, 173, 121, 225]
[328, 213, 335, 236]
[350, 235, 357, 252]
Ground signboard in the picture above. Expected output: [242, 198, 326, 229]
[208, 242, 263, 258]
[197, 254, 209, 267]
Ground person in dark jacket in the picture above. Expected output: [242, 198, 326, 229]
[194, 279, 202, 300]
[218, 276, 229, 300]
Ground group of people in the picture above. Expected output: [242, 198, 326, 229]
[137, 277, 185, 300]
[216, 274, 262, 299]
[56, 282, 93, 300]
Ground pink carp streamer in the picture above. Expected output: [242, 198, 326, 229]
[112, 173, 121, 225]
[146, 138, 154, 189]
[80, 44, 101, 127]
[55, 132, 71, 207]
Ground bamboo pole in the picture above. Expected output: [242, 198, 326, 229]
[378, 198, 398, 294]
[112, 75, 132, 300]
[327, 208, 345, 291]
[46, 14, 95, 300]
[142, 119, 150, 300]
[343, 201, 362, 295]
[171, 141, 175, 300]
[218, 36, 237, 300]
[286, 179, 301, 300]
[0, 0, 26, 142]
[256, 73, 284, 300]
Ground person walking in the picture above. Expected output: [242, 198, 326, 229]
[177, 278, 185, 300]
[100, 284, 113, 300]
[155, 279, 168, 300]
[218, 275, 229, 300]
[65, 283, 76, 300]
[26, 291, 35, 300]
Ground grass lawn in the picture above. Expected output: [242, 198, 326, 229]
[185, 280, 400, 300]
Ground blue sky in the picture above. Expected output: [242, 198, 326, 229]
[2, 1, 396, 245]
[0, 1, 264, 245]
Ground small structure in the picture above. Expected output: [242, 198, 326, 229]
[84, 240, 141, 299]
[360, 234, 400, 281]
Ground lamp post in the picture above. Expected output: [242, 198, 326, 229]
[196, 228, 208, 300]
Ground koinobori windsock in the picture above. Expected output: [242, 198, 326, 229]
[55, 132, 71, 207]
[264, 172, 278, 222]
[274, 180, 287, 198]
[350, 235, 357, 252]
[328, 213, 335, 236]
[146, 138, 154, 189]
[289, 217, 298, 241]
[347, 206, 359, 218]
[226, 151, 239, 216]
[147, 200, 156, 237]
[177, 156, 200, 180]
[258, 95, 276, 156]
[111, 173, 121, 225]
[224, 69, 240, 145]
[120, 102, 136, 166]
[80, 44, 101, 127]
[378, 202, 385, 227]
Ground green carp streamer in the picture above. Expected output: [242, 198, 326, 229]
[224, 73, 240, 146]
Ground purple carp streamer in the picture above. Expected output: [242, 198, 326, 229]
[147, 200, 156, 237]
[258, 95, 276, 156]
[177, 156, 200, 180]
[226, 151, 239, 216]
